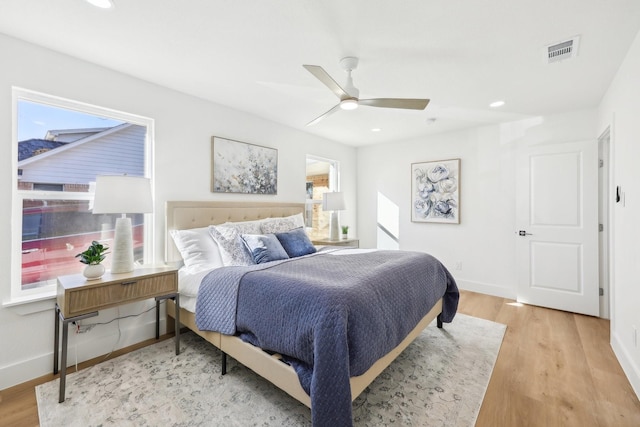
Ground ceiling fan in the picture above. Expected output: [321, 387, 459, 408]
[303, 56, 430, 126]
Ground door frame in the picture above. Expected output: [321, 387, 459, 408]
[600, 121, 616, 326]
[598, 127, 611, 319]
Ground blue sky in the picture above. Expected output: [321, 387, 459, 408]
[18, 100, 124, 141]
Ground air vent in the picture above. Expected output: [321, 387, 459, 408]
[545, 36, 580, 63]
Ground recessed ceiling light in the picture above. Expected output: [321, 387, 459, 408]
[489, 100, 505, 108]
[86, 0, 114, 9]
[371, 128, 381, 132]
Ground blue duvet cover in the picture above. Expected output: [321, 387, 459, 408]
[195, 249, 459, 427]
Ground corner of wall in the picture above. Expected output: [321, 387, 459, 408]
[611, 330, 640, 400]
[455, 279, 517, 300]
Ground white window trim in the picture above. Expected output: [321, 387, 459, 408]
[306, 154, 341, 192]
[305, 154, 341, 238]
[7, 87, 155, 306]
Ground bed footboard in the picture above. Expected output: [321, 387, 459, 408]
[167, 298, 443, 408]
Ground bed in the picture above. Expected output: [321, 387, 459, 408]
[164, 201, 459, 426]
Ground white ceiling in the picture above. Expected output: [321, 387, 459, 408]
[1, 0, 639, 146]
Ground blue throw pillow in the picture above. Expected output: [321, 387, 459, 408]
[240, 233, 289, 264]
[275, 227, 317, 258]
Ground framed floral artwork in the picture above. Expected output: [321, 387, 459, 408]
[211, 137, 278, 194]
[411, 158, 460, 223]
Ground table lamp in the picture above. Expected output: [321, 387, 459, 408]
[322, 191, 345, 241]
[92, 175, 153, 273]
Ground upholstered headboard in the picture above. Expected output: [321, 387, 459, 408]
[165, 201, 305, 264]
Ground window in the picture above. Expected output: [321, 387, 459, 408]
[11, 88, 153, 302]
[305, 155, 339, 240]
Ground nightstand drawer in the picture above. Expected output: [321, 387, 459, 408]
[57, 268, 178, 318]
[66, 274, 175, 316]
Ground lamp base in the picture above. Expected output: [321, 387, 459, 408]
[111, 217, 134, 274]
[329, 211, 340, 241]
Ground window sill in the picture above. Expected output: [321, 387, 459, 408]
[2, 290, 56, 315]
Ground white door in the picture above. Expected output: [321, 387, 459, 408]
[516, 139, 599, 316]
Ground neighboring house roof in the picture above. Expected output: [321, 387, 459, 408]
[44, 127, 112, 142]
[18, 123, 133, 167]
[17, 122, 145, 186]
[18, 139, 67, 161]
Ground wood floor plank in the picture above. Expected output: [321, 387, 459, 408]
[2, 291, 639, 426]
[459, 290, 640, 427]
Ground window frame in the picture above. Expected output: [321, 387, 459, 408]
[10, 87, 155, 303]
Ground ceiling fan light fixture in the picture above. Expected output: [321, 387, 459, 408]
[340, 98, 359, 110]
[303, 58, 429, 125]
[85, 0, 114, 9]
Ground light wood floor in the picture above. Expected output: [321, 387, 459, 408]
[1, 290, 639, 426]
[459, 290, 640, 427]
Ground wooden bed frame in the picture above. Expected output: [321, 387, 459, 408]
[165, 200, 443, 408]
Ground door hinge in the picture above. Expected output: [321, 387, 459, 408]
[599, 223, 604, 232]
[599, 159, 604, 168]
[599, 287, 604, 296]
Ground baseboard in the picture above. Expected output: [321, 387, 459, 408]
[0, 317, 165, 391]
[611, 330, 640, 400]
[455, 278, 517, 300]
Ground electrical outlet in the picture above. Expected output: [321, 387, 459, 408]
[77, 324, 95, 334]
[455, 261, 462, 271]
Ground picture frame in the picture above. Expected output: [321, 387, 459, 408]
[411, 158, 460, 223]
[211, 137, 278, 194]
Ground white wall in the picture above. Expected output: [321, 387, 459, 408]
[598, 29, 640, 398]
[4, 25, 638, 399]
[0, 33, 357, 389]
[357, 110, 597, 299]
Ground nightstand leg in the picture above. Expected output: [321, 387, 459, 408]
[59, 319, 69, 403]
[54, 310, 97, 403]
[155, 299, 160, 339]
[155, 293, 180, 355]
[53, 304, 60, 374]
[174, 293, 180, 355]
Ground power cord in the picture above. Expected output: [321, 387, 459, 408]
[102, 307, 122, 362]
[72, 300, 165, 363]
[74, 301, 163, 332]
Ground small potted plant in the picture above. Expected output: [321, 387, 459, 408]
[341, 225, 349, 239]
[76, 240, 109, 280]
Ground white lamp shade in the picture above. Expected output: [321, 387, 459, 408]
[93, 175, 153, 214]
[322, 192, 345, 211]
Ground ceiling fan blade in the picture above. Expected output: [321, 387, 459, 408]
[303, 65, 350, 99]
[306, 103, 341, 126]
[359, 98, 430, 110]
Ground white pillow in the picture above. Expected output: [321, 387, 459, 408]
[169, 227, 223, 272]
[260, 213, 305, 234]
[209, 221, 262, 266]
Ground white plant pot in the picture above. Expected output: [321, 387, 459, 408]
[83, 264, 105, 280]
[341, 233, 348, 240]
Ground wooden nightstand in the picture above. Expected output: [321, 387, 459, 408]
[53, 266, 180, 403]
[312, 238, 359, 248]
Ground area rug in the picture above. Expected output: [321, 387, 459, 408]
[36, 313, 505, 427]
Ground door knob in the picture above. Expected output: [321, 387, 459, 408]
[518, 230, 533, 236]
